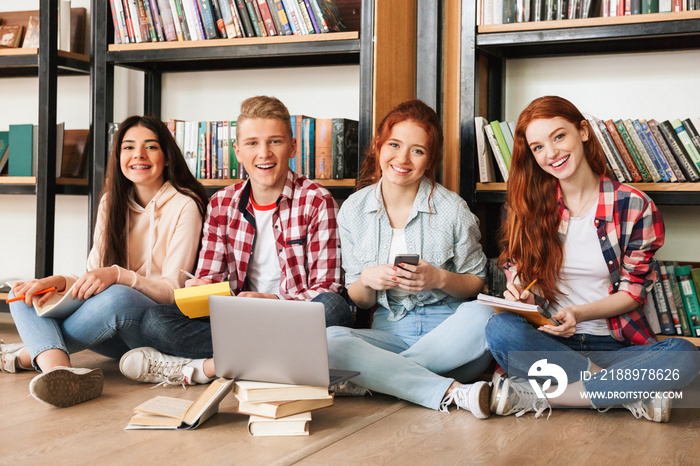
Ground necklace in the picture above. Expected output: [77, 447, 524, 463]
[567, 186, 598, 218]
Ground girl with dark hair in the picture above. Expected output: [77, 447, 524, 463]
[326, 100, 495, 417]
[4, 116, 208, 408]
[485, 96, 699, 421]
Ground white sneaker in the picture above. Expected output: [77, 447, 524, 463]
[439, 381, 491, 419]
[491, 376, 552, 419]
[1, 341, 27, 373]
[623, 392, 673, 423]
[29, 366, 103, 408]
[120, 347, 195, 388]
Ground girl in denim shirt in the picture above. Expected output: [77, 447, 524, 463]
[327, 100, 495, 418]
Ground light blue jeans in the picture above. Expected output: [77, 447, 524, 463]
[326, 301, 495, 410]
[9, 284, 155, 370]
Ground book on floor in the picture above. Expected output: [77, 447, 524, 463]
[247, 412, 312, 436]
[476, 293, 560, 327]
[233, 380, 329, 403]
[173, 281, 231, 318]
[236, 392, 334, 419]
[125, 377, 234, 430]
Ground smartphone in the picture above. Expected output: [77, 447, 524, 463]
[393, 254, 420, 270]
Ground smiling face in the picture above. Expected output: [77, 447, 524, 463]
[378, 120, 429, 190]
[525, 117, 590, 181]
[119, 125, 167, 194]
[234, 117, 295, 204]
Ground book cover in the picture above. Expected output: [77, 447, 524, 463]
[658, 263, 682, 334]
[675, 266, 700, 337]
[331, 118, 358, 180]
[314, 118, 332, 179]
[196, 0, 220, 38]
[614, 119, 652, 182]
[483, 123, 509, 182]
[142, 0, 162, 41]
[124, 0, 142, 42]
[264, 0, 284, 35]
[0, 131, 9, 173]
[476, 293, 559, 327]
[295, 0, 316, 33]
[270, 0, 293, 35]
[256, 0, 278, 35]
[670, 119, 700, 173]
[644, 119, 685, 182]
[6, 280, 83, 319]
[8, 124, 33, 177]
[135, 0, 153, 42]
[222, 121, 230, 179]
[22, 16, 40, 48]
[499, 120, 514, 155]
[489, 120, 512, 171]
[303, 0, 322, 33]
[234, 0, 256, 37]
[181, 0, 203, 40]
[681, 118, 700, 162]
[503, 0, 517, 23]
[209, 0, 228, 37]
[111, 0, 129, 43]
[627, 119, 664, 182]
[642, 0, 659, 12]
[173, 0, 193, 40]
[302, 117, 315, 179]
[586, 115, 626, 182]
[236, 392, 333, 419]
[315, 0, 346, 31]
[665, 262, 692, 337]
[126, 378, 234, 430]
[0, 25, 23, 48]
[157, 0, 179, 41]
[59, 0, 73, 50]
[308, 0, 329, 32]
[226, 0, 244, 37]
[475, 117, 497, 183]
[174, 281, 231, 318]
[604, 119, 642, 182]
[61, 129, 89, 178]
[651, 261, 676, 335]
[247, 412, 311, 436]
[244, 0, 264, 36]
[281, 0, 304, 34]
[230, 121, 238, 178]
[656, 120, 700, 181]
[233, 380, 329, 403]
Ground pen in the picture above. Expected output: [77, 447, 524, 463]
[180, 269, 196, 280]
[6, 286, 57, 303]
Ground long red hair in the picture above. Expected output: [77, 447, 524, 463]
[357, 100, 443, 190]
[499, 96, 608, 303]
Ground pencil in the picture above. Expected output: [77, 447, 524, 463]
[6, 286, 57, 304]
[523, 279, 538, 292]
[180, 268, 196, 280]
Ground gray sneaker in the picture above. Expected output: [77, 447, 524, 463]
[491, 375, 551, 419]
[29, 366, 103, 408]
[623, 392, 673, 422]
[1, 341, 26, 373]
[330, 381, 369, 397]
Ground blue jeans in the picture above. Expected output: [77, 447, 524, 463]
[9, 285, 155, 370]
[485, 312, 700, 408]
[326, 301, 495, 410]
[141, 292, 353, 359]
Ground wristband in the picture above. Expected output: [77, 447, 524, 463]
[111, 264, 121, 284]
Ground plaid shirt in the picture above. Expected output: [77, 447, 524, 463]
[195, 170, 342, 300]
[505, 175, 664, 345]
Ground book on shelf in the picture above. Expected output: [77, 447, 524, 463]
[173, 281, 232, 318]
[301, 116, 315, 179]
[21, 16, 40, 48]
[475, 116, 497, 183]
[256, 0, 278, 35]
[197, 0, 221, 39]
[233, 0, 256, 37]
[614, 119, 653, 182]
[281, 0, 304, 34]
[643, 292, 662, 335]
[209, 0, 228, 38]
[664, 262, 693, 337]
[489, 120, 512, 171]
[675, 265, 700, 337]
[476, 293, 559, 327]
[0, 131, 9, 175]
[585, 114, 626, 183]
[126, 377, 234, 430]
[314, 0, 346, 31]
[5, 280, 83, 319]
[657, 120, 700, 181]
[136, 0, 153, 42]
[7, 124, 33, 177]
[158, 0, 179, 41]
[658, 263, 683, 334]
[314, 118, 333, 179]
[247, 412, 311, 436]
[295, 0, 316, 33]
[652, 262, 678, 335]
[604, 119, 642, 182]
[244, 0, 265, 36]
[141, 0, 160, 42]
[0, 25, 23, 48]
[236, 392, 334, 419]
[682, 118, 700, 160]
[671, 119, 700, 173]
[59, 0, 72, 51]
[303, 0, 322, 33]
[233, 380, 330, 403]
[629, 119, 669, 182]
[61, 129, 90, 178]
[270, 0, 293, 35]
[331, 118, 358, 180]
[482, 122, 509, 182]
[641, 119, 684, 182]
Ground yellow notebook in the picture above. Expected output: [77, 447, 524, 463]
[174, 282, 232, 318]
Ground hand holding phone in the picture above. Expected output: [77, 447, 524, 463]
[393, 254, 420, 270]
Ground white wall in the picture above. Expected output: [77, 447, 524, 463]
[505, 51, 700, 261]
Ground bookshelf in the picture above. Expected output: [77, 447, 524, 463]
[0, 2, 90, 278]
[90, 0, 420, 215]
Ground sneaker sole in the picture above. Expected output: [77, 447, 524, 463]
[650, 397, 673, 423]
[490, 376, 511, 415]
[470, 381, 491, 419]
[29, 368, 104, 408]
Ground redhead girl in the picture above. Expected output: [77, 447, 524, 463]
[3, 116, 208, 408]
[485, 96, 699, 422]
[326, 100, 495, 418]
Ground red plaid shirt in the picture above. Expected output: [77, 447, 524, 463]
[195, 170, 342, 300]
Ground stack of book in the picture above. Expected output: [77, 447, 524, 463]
[109, 0, 347, 45]
[475, 115, 700, 184]
[234, 380, 334, 436]
[645, 262, 700, 338]
[163, 116, 358, 181]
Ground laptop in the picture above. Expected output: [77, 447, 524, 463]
[208, 295, 359, 387]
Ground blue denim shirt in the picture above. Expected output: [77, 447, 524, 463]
[338, 178, 487, 321]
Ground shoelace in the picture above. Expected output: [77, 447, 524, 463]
[145, 358, 192, 390]
[511, 383, 552, 419]
[439, 385, 471, 413]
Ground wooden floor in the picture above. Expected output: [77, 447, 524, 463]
[2, 313, 700, 466]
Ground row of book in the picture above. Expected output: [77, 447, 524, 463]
[164, 117, 358, 181]
[0, 125, 89, 179]
[646, 263, 700, 338]
[475, 115, 700, 184]
[109, 0, 347, 45]
[126, 377, 333, 436]
[478, 0, 699, 25]
[0, 2, 77, 51]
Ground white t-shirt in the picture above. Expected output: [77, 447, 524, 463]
[553, 201, 610, 336]
[387, 228, 416, 300]
[246, 203, 282, 295]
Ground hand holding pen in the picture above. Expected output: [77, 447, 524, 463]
[504, 279, 537, 304]
[180, 269, 211, 288]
